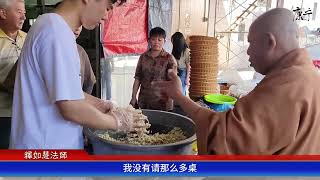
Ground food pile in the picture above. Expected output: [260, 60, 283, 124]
[98, 106, 187, 145]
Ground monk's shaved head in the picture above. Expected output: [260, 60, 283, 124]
[251, 8, 299, 51]
[247, 8, 300, 75]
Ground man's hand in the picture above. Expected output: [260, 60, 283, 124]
[96, 100, 114, 113]
[152, 69, 184, 101]
[109, 106, 147, 132]
[84, 93, 116, 113]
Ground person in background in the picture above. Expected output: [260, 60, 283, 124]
[74, 25, 97, 151]
[0, 0, 26, 149]
[154, 8, 320, 154]
[171, 32, 190, 96]
[130, 27, 177, 111]
[54, 0, 96, 95]
[74, 26, 96, 94]
[10, 0, 136, 149]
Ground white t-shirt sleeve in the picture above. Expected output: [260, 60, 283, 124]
[36, 27, 84, 102]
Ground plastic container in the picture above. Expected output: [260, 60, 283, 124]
[203, 94, 237, 112]
[85, 110, 196, 155]
[204, 94, 237, 105]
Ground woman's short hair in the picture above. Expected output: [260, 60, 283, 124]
[149, 27, 166, 39]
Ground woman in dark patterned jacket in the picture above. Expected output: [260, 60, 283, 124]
[130, 27, 177, 111]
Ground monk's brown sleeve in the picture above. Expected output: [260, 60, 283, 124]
[196, 81, 302, 155]
[195, 107, 221, 155]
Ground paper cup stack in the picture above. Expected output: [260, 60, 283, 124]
[189, 35, 219, 100]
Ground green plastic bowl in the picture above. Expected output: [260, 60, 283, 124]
[204, 94, 237, 105]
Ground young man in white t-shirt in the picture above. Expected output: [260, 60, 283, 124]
[10, 0, 130, 149]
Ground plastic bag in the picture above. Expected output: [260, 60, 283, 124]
[229, 81, 256, 98]
[218, 69, 243, 84]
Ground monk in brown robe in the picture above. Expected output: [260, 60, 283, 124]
[154, 8, 320, 155]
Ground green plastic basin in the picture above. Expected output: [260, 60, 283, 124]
[204, 94, 237, 105]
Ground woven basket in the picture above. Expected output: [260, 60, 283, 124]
[189, 43, 218, 48]
[191, 73, 218, 78]
[190, 49, 218, 53]
[190, 87, 218, 92]
[191, 66, 217, 70]
[190, 65, 219, 69]
[189, 40, 218, 44]
[190, 51, 218, 56]
[190, 81, 218, 85]
[190, 38, 219, 42]
[189, 89, 218, 94]
[189, 35, 218, 42]
[191, 71, 218, 76]
[190, 63, 219, 68]
[187, 35, 220, 102]
[190, 55, 218, 61]
[190, 79, 217, 84]
[189, 85, 217, 92]
[190, 52, 218, 57]
[190, 51, 218, 54]
[190, 50, 219, 56]
[190, 56, 218, 61]
[190, 79, 218, 86]
[190, 40, 218, 45]
[191, 53, 218, 59]
[189, 92, 217, 97]
[190, 67, 219, 74]
[190, 72, 218, 77]
[190, 80, 217, 85]
[190, 79, 217, 83]
[190, 81, 217, 86]
[190, 42, 218, 46]
[189, 88, 218, 93]
[191, 65, 219, 70]
[190, 59, 218, 64]
[190, 62, 219, 68]
[191, 67, 219, 72]
[190, 76, 217, 80]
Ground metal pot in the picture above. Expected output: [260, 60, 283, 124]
[84, 109, 196, 155]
